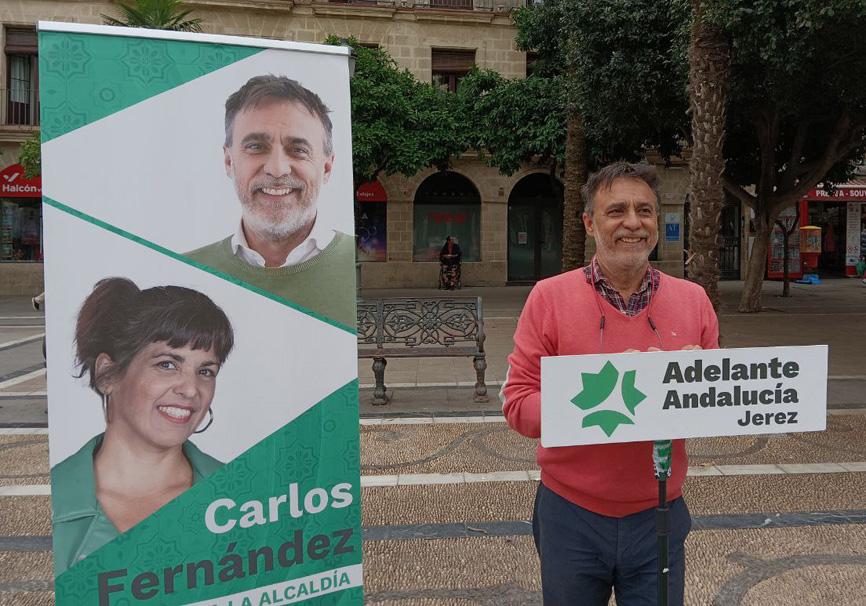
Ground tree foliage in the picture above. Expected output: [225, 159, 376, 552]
[513, 0, 689, 167]
[458, 69, 567, 176]
[102, 0, 202, 31]
[327, 37, 467, 185]
[18, 132, 41, 179]
[706, 1, 866, 310]
[721, 1, 866, 192]
[483, 0, 688, 271]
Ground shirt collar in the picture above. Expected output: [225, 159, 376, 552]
[52, 433, 216, 571]
[53, 434, 214, 524]
[586, 256, 655, 294]
[231, 218, 335, 268]
[52, 433, 102, 522]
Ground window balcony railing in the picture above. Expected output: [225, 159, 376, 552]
[428, 0, 474, 9]
[326, 0, 524, 11]
[0, 87, 39, 127]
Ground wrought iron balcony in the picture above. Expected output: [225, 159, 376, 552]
[0, 87, 39, 127]
[326, 0, 523, 11]
[428, 0, 474, 9]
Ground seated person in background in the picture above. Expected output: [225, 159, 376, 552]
[439, 235, 462, 290]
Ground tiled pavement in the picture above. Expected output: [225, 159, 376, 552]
[1, 279, 865, 604]
[2, 412, 866, 604]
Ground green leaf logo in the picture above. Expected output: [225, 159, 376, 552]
[569, 362, 646, 437]
[570, 361, 618, 410]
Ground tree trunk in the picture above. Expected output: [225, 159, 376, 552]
[561, 111, 587, 271]
[739, 211, 773, 312]
[779, 206, 801, 297]
[685, 0, 731, 311]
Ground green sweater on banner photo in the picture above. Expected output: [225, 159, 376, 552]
[185, 232, 356, 328]
[51, 433, 222, 576]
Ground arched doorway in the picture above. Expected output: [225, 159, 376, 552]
[507, 173, 563, 282]
[413, 171, 481, 262]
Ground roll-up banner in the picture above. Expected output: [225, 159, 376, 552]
[39, 22, 361, 605]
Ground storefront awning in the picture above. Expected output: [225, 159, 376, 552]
[804, 178, 866, 202]
[356, 180, 387, 203]
[0, 164, 41, 198]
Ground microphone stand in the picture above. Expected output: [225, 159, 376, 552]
[653, 440, 672, 606]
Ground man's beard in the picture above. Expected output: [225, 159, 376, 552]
[594, 229, 657, 269]
[239, 176, 319, 240]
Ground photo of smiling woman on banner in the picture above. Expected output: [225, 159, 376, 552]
[51, 277, 234, 575]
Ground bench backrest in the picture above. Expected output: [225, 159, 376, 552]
[357, 297, 484, 353]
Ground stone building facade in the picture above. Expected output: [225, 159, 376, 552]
[0, 0, 688, 293]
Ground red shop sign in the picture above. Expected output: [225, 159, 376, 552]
[0, 163, 41, 198]
[804, 186, 866, 201]
[355, 180, 387, 203]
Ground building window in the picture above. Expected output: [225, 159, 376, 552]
[432, 49, 475, 92]
[1, 198, 41, 261]
[413, 171, 481, 262]
[4, 28, 38, 126]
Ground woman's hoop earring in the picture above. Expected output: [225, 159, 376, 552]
[101, 392, 110, 423]
[194, 408, 214, 434]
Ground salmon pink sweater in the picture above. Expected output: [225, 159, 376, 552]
[502, 268, 719, 517]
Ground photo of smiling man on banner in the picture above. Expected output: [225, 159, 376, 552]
[40, 22, 361, 606]
[187, 74, 355, 327]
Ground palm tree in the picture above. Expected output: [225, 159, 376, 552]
[685, 0, 730, 311]
[102, 0, 203, 32]
[561, 112, 588, 270]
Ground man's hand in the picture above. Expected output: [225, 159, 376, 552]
[681, 345, 702, 351]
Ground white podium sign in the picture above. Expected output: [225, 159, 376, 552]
[541, 345, 827, 447]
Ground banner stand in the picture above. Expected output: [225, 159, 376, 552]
[542, 345, 830, 606]
[40, 22, 362, 604]
[653, 439, 672, 606]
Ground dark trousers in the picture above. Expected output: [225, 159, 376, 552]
[532, 483, 691, 606]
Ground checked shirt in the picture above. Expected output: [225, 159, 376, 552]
[582, 256, 660, 317]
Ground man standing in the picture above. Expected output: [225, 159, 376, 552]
[186, 75, 355, 327]
[501, 162, 719, 605]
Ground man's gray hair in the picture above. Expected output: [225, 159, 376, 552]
[224, 75, 333, 155]
[580, 161, 661, 215]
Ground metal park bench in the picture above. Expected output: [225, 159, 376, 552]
[357, 297, 488, 406]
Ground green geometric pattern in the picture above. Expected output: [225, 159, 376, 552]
[570, 362, 647, 437]
[55, 381, 362, 605]
[39, 31, 263, 142]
